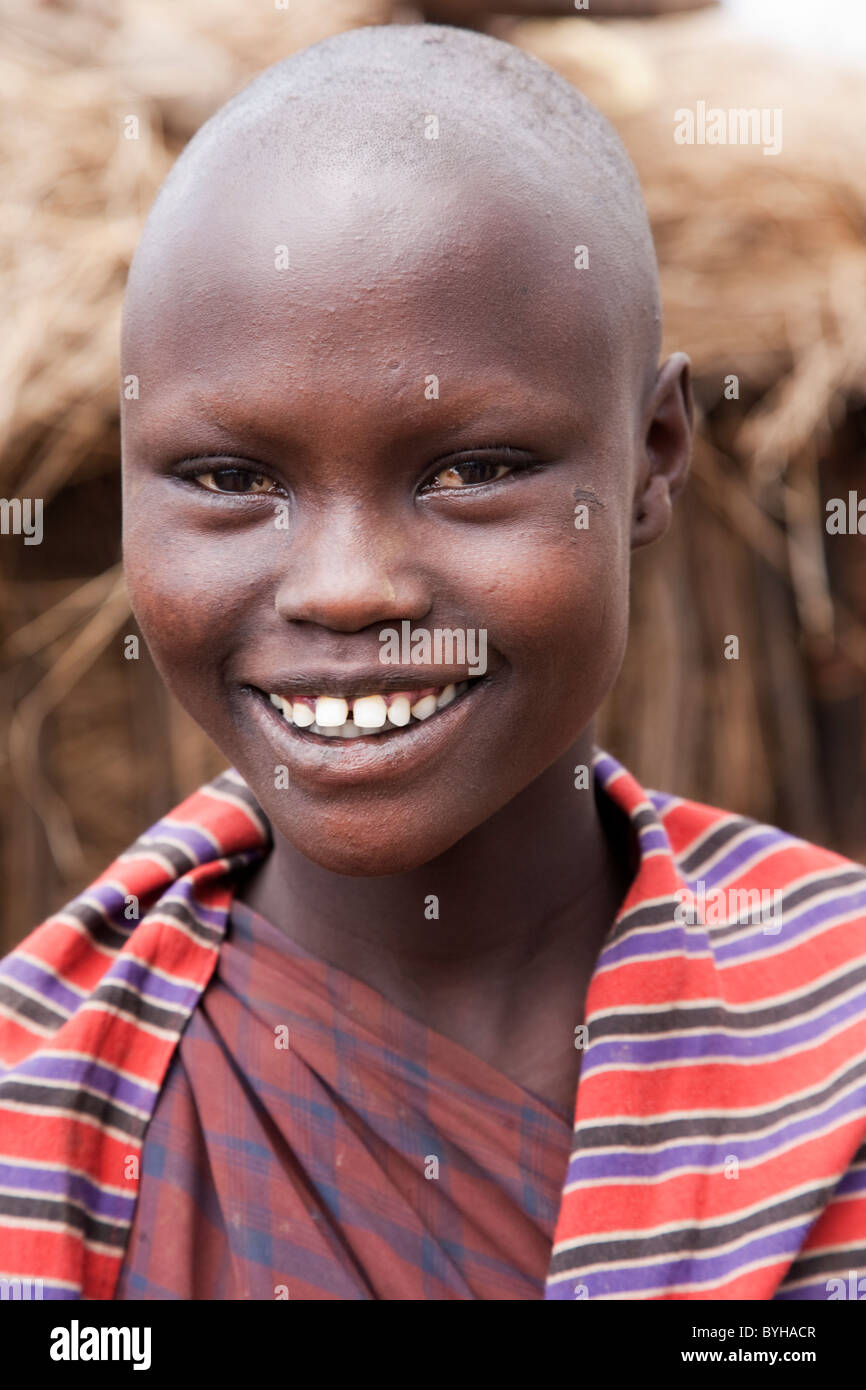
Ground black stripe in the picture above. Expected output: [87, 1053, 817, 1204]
[587, 959, 866, 1039]
[605, 899, 682, 947]
[707, 868, 866, 942]
[0, 1191, 129, 1250]
[781, 1248, 866, 1286]
[0, 981, 69, 1034]
[211, 773, 272, 842]
[0, 1079, 147, 1140]
[155, 898, 224, 948]
[61, 902, 129, 954]
[89, 981, 190, 1034]
[679, 818, 754, 875]
[571, 1054, 866, 1149]
[129, 839, 198, 876]
[549, 1181, 832, 1275]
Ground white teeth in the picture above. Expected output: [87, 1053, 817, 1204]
[387, 695, 411, 727]
[315, 696, 349, 727]
[410, 693, 438, 721]
[352, 694, 387, 728]
[267, 680, 476, 737]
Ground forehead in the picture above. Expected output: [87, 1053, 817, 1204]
[122, 161, 636, 446]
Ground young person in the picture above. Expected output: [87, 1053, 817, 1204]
[2, 23, 865, 1301]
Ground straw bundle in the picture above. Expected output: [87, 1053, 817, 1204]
[510, 11, 866, 854]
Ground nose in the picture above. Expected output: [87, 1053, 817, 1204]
[273, 499, 432, 632]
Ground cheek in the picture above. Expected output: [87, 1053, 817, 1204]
[122, 502, 264, 699]
[455, 506, 630, 711]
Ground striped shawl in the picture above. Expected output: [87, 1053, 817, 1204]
[1, 754, 866, 1300]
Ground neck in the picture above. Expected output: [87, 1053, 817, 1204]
[242, 732, 623, 965]
[238, 731, 634, 1108]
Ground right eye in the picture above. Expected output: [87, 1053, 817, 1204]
[191, 467, 280, 495]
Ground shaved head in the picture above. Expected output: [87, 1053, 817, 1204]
[124, 23, 661, 394]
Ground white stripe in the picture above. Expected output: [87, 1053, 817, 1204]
[551, 1180, 828, 1263]
[6, 952, 89, 1001]
[575, 1052, 866, 1129]
[45, 916, 117, 960]
[0, 1151, 148, 1195]
[0, 1000, 54, 1039]
[0, 1073, 153, 1124]
[580, 1010, 866, 1074]
[562, 1096, 866, 1195]
[0, 1183, 133, 1228]
[0, 1098, 145, 1145]
[202, 781, 268, 838]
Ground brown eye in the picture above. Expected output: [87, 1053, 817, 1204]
[195, 468, 275, 495]
[428, 458, 512, 490]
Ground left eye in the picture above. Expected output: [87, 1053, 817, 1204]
[193, 467, 277, 495]
[424, 458, 514, 491]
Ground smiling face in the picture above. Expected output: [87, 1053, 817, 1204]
[122, 134, 686, 875]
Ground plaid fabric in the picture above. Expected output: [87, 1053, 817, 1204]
[2, 751, 866, 1300]
[113, 900, 573, 1300]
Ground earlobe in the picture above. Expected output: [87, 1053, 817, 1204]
[631, 351, 694, 550]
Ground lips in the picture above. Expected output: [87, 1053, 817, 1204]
[242, 673, 491, 785]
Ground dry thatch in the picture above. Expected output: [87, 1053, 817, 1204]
[509, 10, 866, 852]
[3, 2, 865, 948]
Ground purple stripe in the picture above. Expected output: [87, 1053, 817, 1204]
[597, 924, 699, 968]
[564, 1087, 866, 1185]
[157, 821, 219, 859]
[594, 752, 626, 785]
[773, 1282, 839, 1301]
[636, 826, 670, 853]
[104, 956, 201, 1010]
[715, 887, 866, 963]
[12, 1284, 82, 1301]
[581, 989, 866, 1071]
[0, 1160, 136, 1221]
[79, 881, 128, 916]
[832, 1165, 866, 1198]
[687, 826, 793, 888]
[546, 1219, 808, 1298]
[11, 1053, 160, 1113]
[0, 957, 83, 1015]
[600, 884, 866, 971]
[163, 876, 226, 924]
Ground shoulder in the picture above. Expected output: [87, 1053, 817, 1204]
[0, 769, 270, 1069]
[650, 788, 866, 956]
[653, 789, 865, 889]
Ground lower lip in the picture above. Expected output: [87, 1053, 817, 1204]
[242, 678, 492, 786]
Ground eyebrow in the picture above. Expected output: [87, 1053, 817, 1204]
[129, 379, 586, 463]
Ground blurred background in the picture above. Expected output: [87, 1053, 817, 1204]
[2, 0, 865, 950]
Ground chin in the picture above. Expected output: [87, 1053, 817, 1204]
[269, 809, 475, 878]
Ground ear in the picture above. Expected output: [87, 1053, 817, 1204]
[631, 351, 693, 550]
